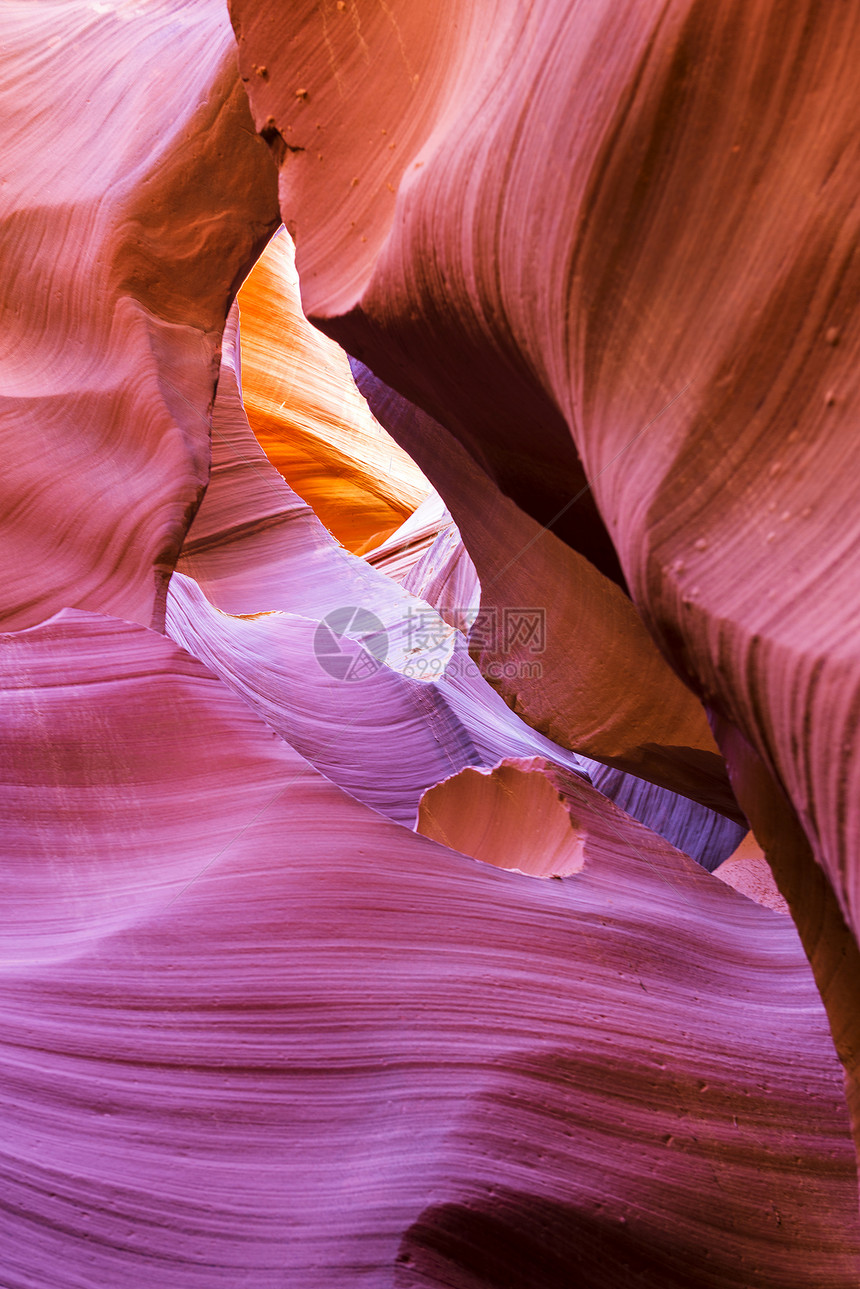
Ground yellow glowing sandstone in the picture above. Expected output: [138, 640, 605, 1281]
[238, 231, 429, 553]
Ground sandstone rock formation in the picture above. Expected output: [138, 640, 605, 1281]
[232, 0, 860, 1156]
[237, 230, 429, 553]
[2, 0, 279, 631]
[3, 611, 860, 1285]
[3, 0, 860, 1284]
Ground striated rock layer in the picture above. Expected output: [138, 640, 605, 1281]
[237, 230, 429, 553]
[1, 0, 279, 632]
[172, 304, 595, 829]
[2, 611, 859, 1286]
[232, 0, 860, 1145]
[2, 0, 859, 1282]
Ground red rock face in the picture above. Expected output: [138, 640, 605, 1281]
[232, 0, 860, 1155]
[1, 0, 280, 632]
[3, 0, 860, 1283]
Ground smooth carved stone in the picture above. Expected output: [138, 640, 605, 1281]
[237, 230, 429, 554]
[175, 307, 735, 877]
[173, 306, 592, 827]
[2, 611, 859, 1285]
[3, 0, 860, 1279]
[233, 0, 860, 1153]
[350, 360, 739, 821]
[1, 0, 279, 631]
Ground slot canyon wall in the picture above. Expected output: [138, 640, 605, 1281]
[2, 0, 860, 1284]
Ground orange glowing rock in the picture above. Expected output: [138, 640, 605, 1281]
[418, 758, 587, 878]
[236, 231, 429, 553]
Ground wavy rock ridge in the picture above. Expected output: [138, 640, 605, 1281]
[3, 612, 859, 1285]
[2, 0, 860, 1284]
[232, 0, 860, 1158]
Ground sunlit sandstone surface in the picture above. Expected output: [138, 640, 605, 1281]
[2, 1, 860, 1284]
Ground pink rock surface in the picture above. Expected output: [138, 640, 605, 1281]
[2, 612, 859, 1285]
[233, 0, 860, 1145]
[4, 0, 860, 1280]
[1, 0, 278, 632]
